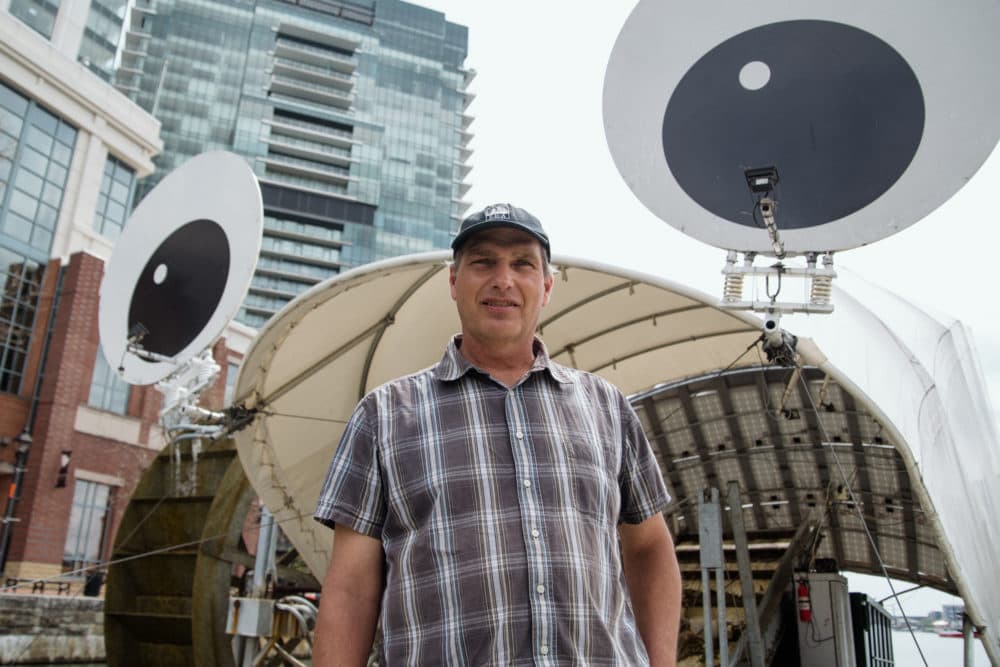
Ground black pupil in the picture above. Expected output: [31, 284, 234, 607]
[128, 219, 231, 358]
[662, 19, 924, 229]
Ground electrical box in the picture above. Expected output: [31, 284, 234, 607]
[797, 573, 857, 667]
[226, 597, 274, 638]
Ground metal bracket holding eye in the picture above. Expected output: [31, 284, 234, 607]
[717, 166, 836, 318]
[745, 166, 779, 193]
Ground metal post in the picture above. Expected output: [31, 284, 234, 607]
[964, 612, 975, 667]
[0, 432, 33, 574]
[699, 488, 724, 667]
[236, 505, 279, 666]
[716, 562, 729, 667]
[251, 506, 277, 597]
[728, 481, 765, 667]
[701, 567, 713, 667]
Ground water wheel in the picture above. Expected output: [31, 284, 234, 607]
[104, 436, 319, 666]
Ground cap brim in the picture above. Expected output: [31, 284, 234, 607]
[451, 220, 551, 259]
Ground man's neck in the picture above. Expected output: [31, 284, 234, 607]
[458, 336, 536, 388]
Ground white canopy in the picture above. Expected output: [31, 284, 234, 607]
[232, 251, 1000, 664]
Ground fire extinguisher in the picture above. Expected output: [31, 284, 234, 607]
[797, 579, 812, 623]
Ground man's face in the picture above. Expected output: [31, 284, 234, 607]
[449, 228, 553, 351]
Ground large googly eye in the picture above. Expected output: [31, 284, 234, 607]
[603, 2, 1000, 253]
[99, 152, 262, 385]
[128, 219, 231, 358]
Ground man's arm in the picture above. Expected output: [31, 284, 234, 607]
[619, 513, 682, 667]
[313, 523, 384, 667]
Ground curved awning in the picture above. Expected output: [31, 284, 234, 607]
[233, 252, 763, 578]
[232, 251, 999, 663]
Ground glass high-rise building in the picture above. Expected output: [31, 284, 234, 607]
[113, 0, 474, 328]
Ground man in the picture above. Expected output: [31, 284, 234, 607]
[314, 203, 682, 666]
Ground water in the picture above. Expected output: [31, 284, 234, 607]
[892, 629, 989, 666]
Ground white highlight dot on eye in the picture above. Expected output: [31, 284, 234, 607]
[739, 61, 771, 91]
[153, 264, 168, 285]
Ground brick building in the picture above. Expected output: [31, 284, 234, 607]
[0, 4, 169, 588]
[2, 251, 251, 589]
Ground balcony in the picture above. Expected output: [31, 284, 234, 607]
[127, 9, 153, 34]
[132, 0, 157, 15]
[243, 304, 279, 318]
[257, 173, 355, 200]
[113, 82, 140, 95]
[274, 37, 357, 73]
[116, 64, 144, 76]
[272, 57, 355, 91]
[253, 265, 323, 286]
[277, 22, 361, 53]
[265, 133, 354, 168]
[259, 248, 343, 271]
[263, 225, 347, 249]
[270, 74, 352, 110]
[248, 284, 298, 301]
[264, 154, 353, 185]
[265, 116, 355, 149]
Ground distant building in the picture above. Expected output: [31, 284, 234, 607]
[111, 0, 474, 327]
[943, 604, 964, 629]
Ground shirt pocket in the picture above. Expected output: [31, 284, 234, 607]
[567, 435, 619, 524]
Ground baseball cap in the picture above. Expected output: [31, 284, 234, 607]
[451, 203, 551, 261]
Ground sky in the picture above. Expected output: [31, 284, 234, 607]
[415, 0, 999, 657]
[417, 0, 999, 417]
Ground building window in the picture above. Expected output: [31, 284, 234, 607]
[88, 345, 130, 414]
[224, 361, 239, 405]
[0, 81, 77, 263]
[79, 0, 129, 82]
[63, 479, 113, 575]
[93, 155, 136, 241]
[8, 0, 62, 40]
[0, 247, 44, 395]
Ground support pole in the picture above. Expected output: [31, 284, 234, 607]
[716, 563, 729, 667]
[699, 488, 725, 667]
[235, 505, 279, 667]
[702, 568, 713, 667]
[728, 481, 765, 667]
[964, 613, 975, 667]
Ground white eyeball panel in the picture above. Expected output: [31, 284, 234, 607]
[603, 1, 1000, 253]
[99, 151, 263, 385]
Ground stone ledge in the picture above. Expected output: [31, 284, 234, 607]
[0, 595, 104, 664]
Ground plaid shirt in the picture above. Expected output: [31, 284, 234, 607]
[315, 337, 670, 666]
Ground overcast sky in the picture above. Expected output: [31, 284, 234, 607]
[416, 0, 1000, 416]
[415, 0, 998, 656]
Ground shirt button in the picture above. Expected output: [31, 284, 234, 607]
[523, 479, 531, 488]
[531, 529, 540, 538]
[536, 584, 545, 594]
[540, 645, 550, 655]
[516, 430, 524, 439]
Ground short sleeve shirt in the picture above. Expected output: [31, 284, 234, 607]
[314, 337, 670, 666]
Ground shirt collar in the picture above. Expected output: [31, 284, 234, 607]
[433, 335, 574, 384]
